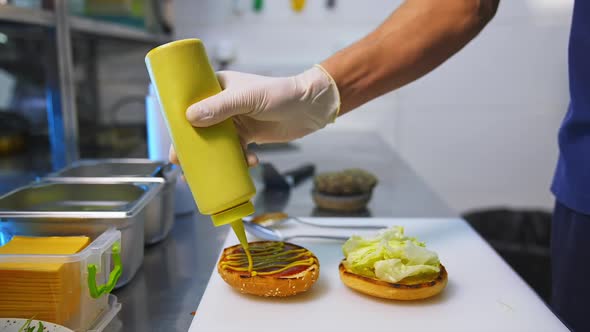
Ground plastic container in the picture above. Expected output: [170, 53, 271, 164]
[45, 159, 180, 245]
[146, 83, 170, 162]
[146, 83, 197, 216]
[0, 181, 162, 287]
[145, 39, 256, 227]
[0, 227, 122, 332]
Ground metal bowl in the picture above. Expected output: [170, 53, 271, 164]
[0, 181, 163, 288]
[45, 159, 180, 245]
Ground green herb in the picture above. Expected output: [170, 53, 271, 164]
[17, 318, 44, 332]
[17, 317, 32, 332]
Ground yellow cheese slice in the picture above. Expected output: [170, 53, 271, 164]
[0, 235, 90, 325]
[0, 235, 89, 271]
[0, 235, 90, 254]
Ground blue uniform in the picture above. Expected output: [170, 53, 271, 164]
[551, 1, 590, 331]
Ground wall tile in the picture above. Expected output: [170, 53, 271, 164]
[397, 23, 570, 108]
[396, 103, 566, 212]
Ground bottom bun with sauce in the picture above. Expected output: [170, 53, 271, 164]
[339, 226, 447, 300]
[217, 241, 319, 297]
[339, 262, 447, 300]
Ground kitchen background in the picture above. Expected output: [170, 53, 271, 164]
[0, 0, 575, 328]
[102, 0, 573, 214]
[0, 0, 573, 214]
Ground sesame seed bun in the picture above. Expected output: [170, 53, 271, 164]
[339, 261, 448, 300]
[218, 241, 319, 297]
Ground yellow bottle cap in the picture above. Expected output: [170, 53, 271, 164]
[211, 201, 255, 227]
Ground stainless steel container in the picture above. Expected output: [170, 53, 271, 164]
[45, 158, 180, 245]
[0, 181, 163, 288]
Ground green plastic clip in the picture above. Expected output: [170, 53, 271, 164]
[87, 241, 122, 299]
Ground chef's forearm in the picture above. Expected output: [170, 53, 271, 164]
[321, 0, 499, 114]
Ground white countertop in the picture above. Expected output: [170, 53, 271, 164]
[190, 218, 567, 332]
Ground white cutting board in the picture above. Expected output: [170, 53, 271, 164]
[189, 218, 567, 332]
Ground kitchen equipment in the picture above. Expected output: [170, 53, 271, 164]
[261, 163, 315, 191]
[252, 188, 291, 216]
[10, 0, 41, 9]
[246, 211, 385, 229]
[146, 39, 256, 255]
[0, 112, 29, 155]
[253, 0, 263, 12]
[243, 219, 348, 241]
[85, 0, 146, 29]
[46, 158, 180, 245]
[146, 84, 197, 216]
[251, 163, 315, 218]
[0, 181, 162, 287]
[0, 227, 121, 332]
[0, 318, 74, 332]
[291, 0, 305, 12]
[0, 299, 119, 332]
[191, 217, 568, 332]
[145, 39, 255, 227]
[145, 0, 170, 34]
[145, 84, 170, 162]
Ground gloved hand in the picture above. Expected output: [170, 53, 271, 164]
[170, 65, 340, 166]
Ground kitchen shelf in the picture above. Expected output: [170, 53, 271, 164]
[0, 4, 170, 43]
[0, 2, 170, 175]
[70, 16, 169, 43]
[0, 5, 54, 27]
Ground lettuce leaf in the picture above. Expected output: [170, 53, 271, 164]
[342, 226, 440, 283]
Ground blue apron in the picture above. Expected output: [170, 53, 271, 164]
[551, 1, 590, 214]
[551, 1, 590, 331]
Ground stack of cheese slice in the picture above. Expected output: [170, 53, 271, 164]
[0, 235, 90, 325]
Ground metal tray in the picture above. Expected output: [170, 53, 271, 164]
[0, 181, 163, 287]
[46, 158, 180, 245]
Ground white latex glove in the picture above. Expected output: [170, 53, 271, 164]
[187, 65, 340, 143]
[170, 65, 340, 166]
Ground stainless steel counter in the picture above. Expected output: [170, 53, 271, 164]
[105, 131, 456, 332]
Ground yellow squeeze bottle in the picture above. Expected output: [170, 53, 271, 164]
[145, 39, 255, 271]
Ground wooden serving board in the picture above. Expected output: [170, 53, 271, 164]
[189, 218, 567, 332]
